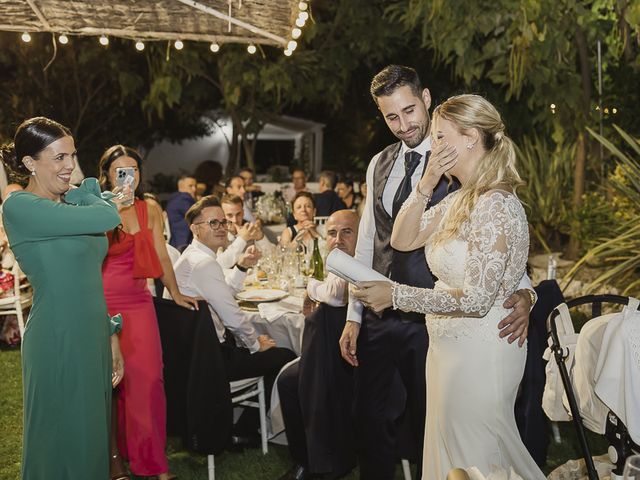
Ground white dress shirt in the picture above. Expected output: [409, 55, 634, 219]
[307, 272, 348, 307]
[168, 239, 260, 353]
[347, 136, 534, 324]
[216, 236, 247, 270]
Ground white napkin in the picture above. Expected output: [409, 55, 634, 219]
[258, 296, 304, 323]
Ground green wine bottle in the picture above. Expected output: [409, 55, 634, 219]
[311, 238, 324, 280]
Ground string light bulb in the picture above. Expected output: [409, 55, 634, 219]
[99, 35, 109, 46]
[299, 11, 309, 21]
[135, 40, 145, 51]
[299, 1, 308, 11]
[287, 40, 297, 51]
[58, 34, 69, 45]
[210, 42, 220, 52]
[292, 28, 302, 39]
[21, 32, 32, 43]
[284, 49, 292, 57]
[174, 39, 184, 50]
[295, 17, 305, 27]
[247, 44, 257, 54]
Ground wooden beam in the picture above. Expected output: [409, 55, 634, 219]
[174, 0, 286, 45]
[25, 0, 52, 30]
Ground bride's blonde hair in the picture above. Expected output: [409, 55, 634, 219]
[432, 94, 523, 246]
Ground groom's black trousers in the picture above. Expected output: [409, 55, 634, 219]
[354, 308, 429, 479]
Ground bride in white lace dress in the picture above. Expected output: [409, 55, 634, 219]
[353, 95, 545, 479]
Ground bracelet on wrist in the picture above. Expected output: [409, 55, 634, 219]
[236, 263, 248, 272]
[416, 184, 432, 199]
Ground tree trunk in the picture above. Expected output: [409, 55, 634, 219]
[567, 25, 592, 259]
[229, 120, 239, 177]
[227, 112, 243, 177]
[242, 135, 256, 172]
[567, 131, 587, 258]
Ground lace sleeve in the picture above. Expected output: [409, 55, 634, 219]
[391, 189, 454, 252]
[392, 191, 515, 317]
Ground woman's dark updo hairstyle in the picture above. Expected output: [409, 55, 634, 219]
[0, 117, 71, 185]
[98, 144, 145, 200]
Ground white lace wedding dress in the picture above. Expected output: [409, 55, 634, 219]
[392, 189, 545, 480]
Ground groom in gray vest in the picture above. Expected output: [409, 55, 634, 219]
[339, 65, 535, 479]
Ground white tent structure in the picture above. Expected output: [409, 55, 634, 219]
[240, 115, 325, 178]
[143, 114, 324, 182]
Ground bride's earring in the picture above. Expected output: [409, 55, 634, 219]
[466, 143, 474, 150]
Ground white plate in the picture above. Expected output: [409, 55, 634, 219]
[236, 289, 288, 303]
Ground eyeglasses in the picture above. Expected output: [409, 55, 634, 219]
[194, 219, 230, 230]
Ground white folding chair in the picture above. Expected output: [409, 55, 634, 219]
[313, 216, 329, 237]
[207, 376, 268, 480]
[401, 458, 412, 479]
[0, 262, 33, 338]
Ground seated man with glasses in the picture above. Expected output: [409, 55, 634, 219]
[168, 195, 296, 447]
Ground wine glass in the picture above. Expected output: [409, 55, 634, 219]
[624, 455, 640, 479]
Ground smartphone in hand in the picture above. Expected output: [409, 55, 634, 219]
[115, 167, 136, 207]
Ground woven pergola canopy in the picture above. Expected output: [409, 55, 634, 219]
[0, 0, 300, 46]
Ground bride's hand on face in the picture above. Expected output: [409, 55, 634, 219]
[419, 142, 457, 194]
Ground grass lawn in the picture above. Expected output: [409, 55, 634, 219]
[0, 346, 608, 480]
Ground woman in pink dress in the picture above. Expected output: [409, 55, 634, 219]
[99, 145, 198, 480]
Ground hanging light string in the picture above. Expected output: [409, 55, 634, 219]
[285, 1, 309, 56]
[15, 1, 311, 57]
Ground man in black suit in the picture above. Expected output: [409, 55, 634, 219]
[338, 65, 536, 479]
[279, 210, 360, 480]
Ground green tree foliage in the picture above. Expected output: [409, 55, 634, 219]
[0, 34, 213, 174]
[566, 125, 640, 296]
[386, 0, 640, 257]
[137, 0, 407, 173]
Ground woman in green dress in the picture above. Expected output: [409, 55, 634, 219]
[1, 117, 126, 480]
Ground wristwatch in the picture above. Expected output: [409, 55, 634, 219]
[235, 263, 248, 272]
[524, 288, 536, 307]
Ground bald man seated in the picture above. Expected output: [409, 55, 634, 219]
[278, 210, 359, 480]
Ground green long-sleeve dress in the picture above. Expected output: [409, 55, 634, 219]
[2, 179, 122, 480]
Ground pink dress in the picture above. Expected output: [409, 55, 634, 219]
[102, 200, 168, 475]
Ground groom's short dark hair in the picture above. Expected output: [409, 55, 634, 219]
[370, 65, 422, 102]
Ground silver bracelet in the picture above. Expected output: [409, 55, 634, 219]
[416, 184, 432, 200]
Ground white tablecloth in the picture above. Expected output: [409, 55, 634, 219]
[247, 310, 304, 356]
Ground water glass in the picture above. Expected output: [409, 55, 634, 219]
[624, 455, 640, 479]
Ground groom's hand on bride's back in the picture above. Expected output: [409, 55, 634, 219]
[498, 290, 533, 347]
